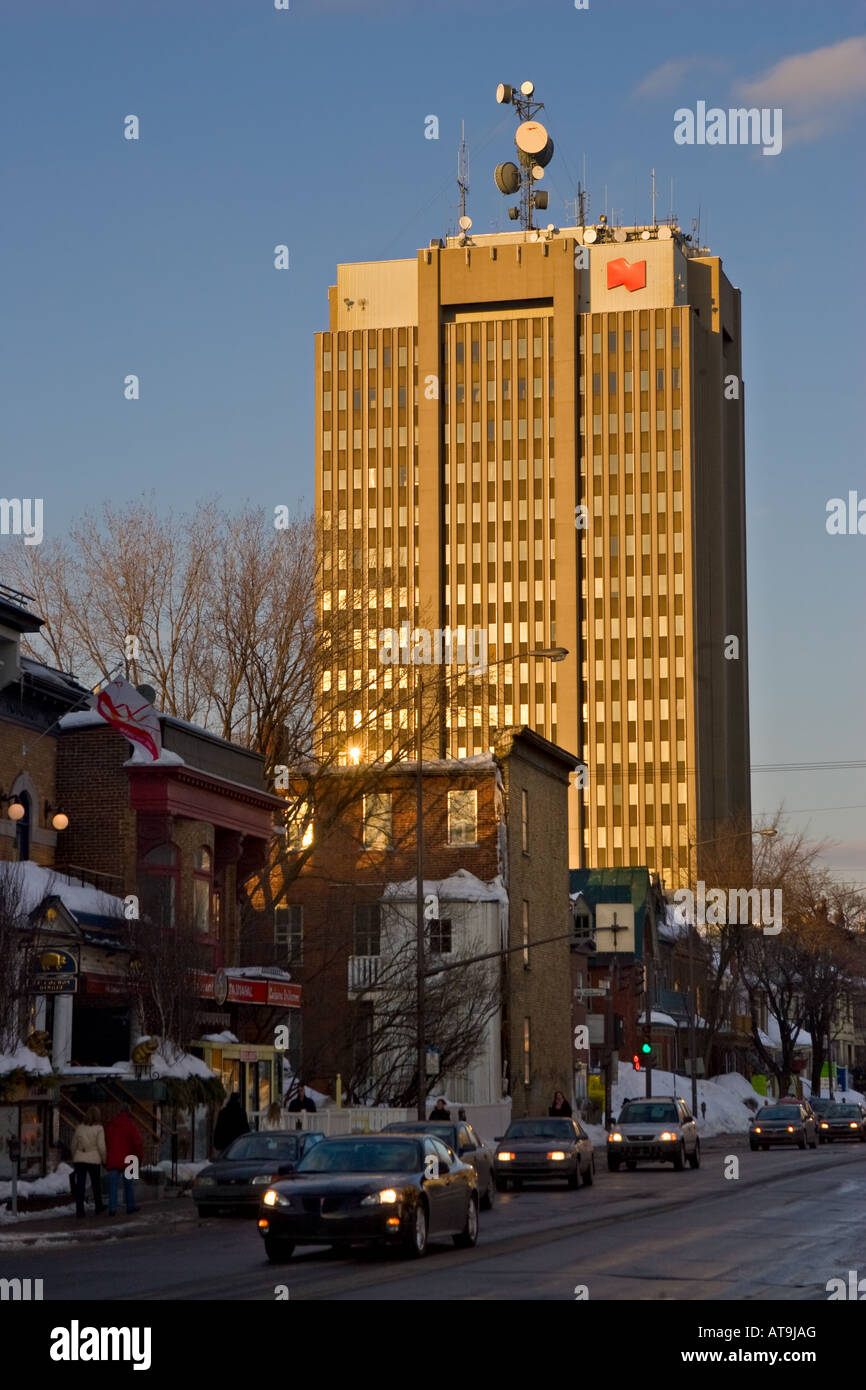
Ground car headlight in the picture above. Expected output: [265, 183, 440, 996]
[547, 1151, 566, 1161]
[497, 1152, 515, 1161]
[659, 1132, 677, 1142]
[262, 1189, 291, 1207]
[753, 1126, 762, 1134]
[850, 1122, 859, 1129]
[820, 1122, 829, 1129]
[786, 1126, 795, 1132]
[360, 1188, 399, 1206]
[251, 1174, 282, 1185]
[193, 1176, 216, 1186]
[608, 1133, 623, 1143]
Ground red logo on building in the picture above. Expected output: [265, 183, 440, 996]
[607, 257, 646, 293]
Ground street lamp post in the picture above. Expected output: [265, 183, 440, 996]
[413, 645, 568, 1120]
[684, 826, 777, 1116]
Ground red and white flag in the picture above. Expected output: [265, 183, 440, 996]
[88, 678, 162, 763]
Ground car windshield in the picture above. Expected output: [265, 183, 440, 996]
[384, 1124, 455, 1143]
[763, 1107, 800, 1120]
[809, 1099, 834, 1111]
[830, 1105, 860, 1118]
[618, 1103, 678, 1124]
[221, 1135, 301, 1162]
[296, 1140, 421, 1174]
[504, 1120, 573, 1140]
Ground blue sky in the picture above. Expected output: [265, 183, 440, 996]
[2, 0, 865, 880]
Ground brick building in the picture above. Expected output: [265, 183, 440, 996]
[248, 727, 578, 1114]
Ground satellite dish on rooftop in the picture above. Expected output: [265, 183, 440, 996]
[458, 215, 472, 230]
[583, 227, 598, 244]
[641, 229, 652, 240]
[496, 83, 514, 104]
[614, 227, 627, 243]
[515, 121, 549, 156]
[658, 224, 672, 240]
[520, 80, 535, 96]
[494, 161, 521, 195]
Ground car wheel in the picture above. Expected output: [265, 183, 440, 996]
[453, 1195, 478, 1249]
[582, 1155, 594, 1187]
[481, 1175, 495, 1210]
[749, 1141, 759, 1152]
[494, 1176, 509, 1193]
[688, 1139, 701, 1169]
[673, 1143, 685, 1171]
[607, 1156, 621, 1172]
[406, 1202, 428, 1258]
[264, 1236, 295, 1263]
[625, 1159, 637, 1171]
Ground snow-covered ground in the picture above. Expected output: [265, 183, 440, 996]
[0, 1164, 72, 1201]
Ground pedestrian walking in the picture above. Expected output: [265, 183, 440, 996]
[213, 1092, 250, 1152]
[429, 1097, 451, 1120]
[549, 1090, 573, 1117]
[104, 1105, 144, 1216]
[71, 1106, 106, 1218]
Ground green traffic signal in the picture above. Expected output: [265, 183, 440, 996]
[640, 1041, 652, 1054]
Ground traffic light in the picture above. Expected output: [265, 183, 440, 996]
[633, 1053, 641, 1072]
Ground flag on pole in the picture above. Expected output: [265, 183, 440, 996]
[87, 678, 161, 763]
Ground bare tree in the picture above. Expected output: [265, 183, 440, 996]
[0, 864, 34, 1053]
[127, 918, 210, 1063]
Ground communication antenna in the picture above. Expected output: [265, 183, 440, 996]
[492, 79, 554, 231]
[650, 167, 657, 228]
[457, 120, 469, 224]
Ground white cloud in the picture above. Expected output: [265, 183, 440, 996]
[735, 34, 866, 111]
[632, 56, 725, 100]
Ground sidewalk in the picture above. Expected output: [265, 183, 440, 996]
[0, 1187, 198, 1246]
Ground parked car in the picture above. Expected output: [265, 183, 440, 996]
[493, 1117, 594, 1191]
[382, 1120, 496, 1209]
[749, 1103, 818, 1151]
[607, 1096, 700, 1171]
[818, 1103, 866, 1143]
[257, 1133, 478, 1262]
[193, 1130, 325, 1215]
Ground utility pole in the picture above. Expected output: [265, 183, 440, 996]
[645, 954, 654, 1099]
[415, 671, 426, 1120]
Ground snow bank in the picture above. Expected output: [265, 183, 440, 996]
[0, 860, 125, 921]
[0, 1165, 72, 1200]
[0, 1202, 76, 1226]
[582, 1063, 770, 1143]
[0, 1045, 53, 1076]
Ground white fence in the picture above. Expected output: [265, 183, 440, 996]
[252, 1100, 512, 1145]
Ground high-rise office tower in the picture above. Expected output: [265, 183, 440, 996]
[315, 216, 750, 885]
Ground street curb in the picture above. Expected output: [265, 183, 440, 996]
[0, 1203, 198, 1247]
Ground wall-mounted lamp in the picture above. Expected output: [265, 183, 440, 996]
[44, 803, 69, 831]
[0, 791, 26, 821]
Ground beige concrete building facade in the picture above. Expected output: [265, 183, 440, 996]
[315, 223, 750, 885]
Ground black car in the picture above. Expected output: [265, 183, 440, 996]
[493, 1117, 595, 1190]
[193, 1131, 325, 1215]
[382, 1120, 496, 1209]
[749, 1104, 818, 1150]
[257, 1133, 478, 1262]
[818, 1103, 866, 1142]
[808, 1096, 838, 1142]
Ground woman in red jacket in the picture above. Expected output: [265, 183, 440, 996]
[104, 1106, 144, 1216]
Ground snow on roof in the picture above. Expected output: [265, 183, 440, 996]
[763, 1015, 812, 1049]
[0, 861, 125, 922]
[58, 710, 109, 731]
[224, 967, 292, 981]
[658, 900, 690, 940]
[383, 868, 508, 903]
[638, 1009, 708, 1030]
[201, 1031, 239, 1044]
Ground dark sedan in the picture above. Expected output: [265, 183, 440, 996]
[257, 1133, 478, 1261]
[818, 1103, 866, 1142]
[193, 1131, 325, 1215]
[493, 1117, 595, 1191]
[382, 1120, 496, 1209]
[749, 1104, 818, 1150]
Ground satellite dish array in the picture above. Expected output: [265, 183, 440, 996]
[493, 80, 554, 231]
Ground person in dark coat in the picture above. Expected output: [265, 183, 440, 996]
[213, 1092, 249, 1152]
[287, 1083, 317, 1114]
[549, 1090, 573, 1117]
[429, 1097, 451, 1120]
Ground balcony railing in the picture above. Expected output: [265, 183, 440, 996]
[348, 955, 381, 992]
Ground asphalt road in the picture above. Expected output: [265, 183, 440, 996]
[4, 1137, 865, 1301]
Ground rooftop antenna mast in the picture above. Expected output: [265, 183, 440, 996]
[492, 79, 555, 232]
[457, 120, 469, 223]
[650, 167, 657, 228]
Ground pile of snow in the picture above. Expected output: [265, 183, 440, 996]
[582, 1063, 772, 1145]
[0, 1045, 53, 1076]
[201, 1031, 238, 1044]
[0, 1164, 72, 1201]
[147, 1048, 215, 1080]
[148, 1160, 210, 1183]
